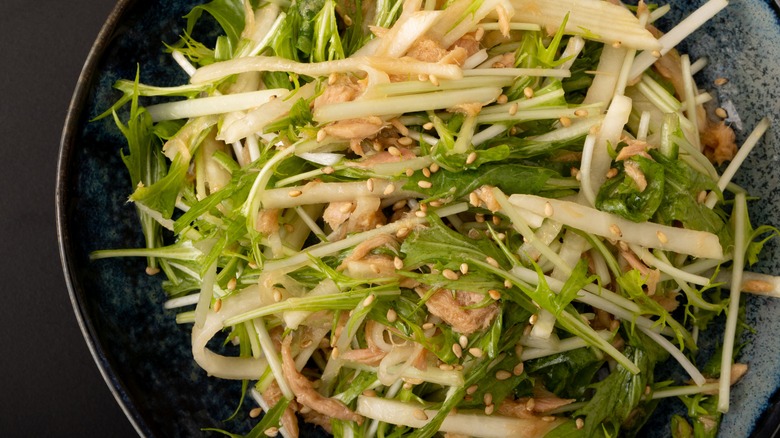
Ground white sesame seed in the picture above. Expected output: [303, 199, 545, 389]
[227, 277, 237, 291]
[452, 343, 463, 358]
[249, 407, 263, 418]
[429, 75, 440, 86]
[273, 289, 283, 302]
[559, 116, 572, 127]
[576, 418, 585, 429]
[397, 136, 413, 146]
[497, 94, 508, 104]
[542, 416, 556, 423]
[504, 279, 512, 289]
[459, 335, 468, 349]
[328, 72, 338, 85]
[363, 389, 377, 397]
[651, 50, 662, 58]
[715, 107, 728, 118]
[609, 223, 622, 238]
[466, 152, 478, 165]
[443, 269, 460, 280]
[523, 87, 534, 99]
[264, 427, 279, 437]
[397, 227, 410, 238]
[387, 308, 397, 322]
[439, 363, 454, 371]
[529, 314, 538, 325]
[406, 168, 415, 177]
[509, 102, 518, 116]
[418, 180, 432, 189]
[657, 230, 668, 244]
[366, 178, 374, 192]
[544, 201, 554, 217]
[526, 398, 536, 411]
[574, 109, 588, 117]
[288, 189, 302, 197]
[460, 263, 469, 275]
[492, 215, 501, 226]
[484, 404, 495, 415]
[322, 166, 334, 174]
[363, 294, 375, 307]
[489, 289, 501, 300]
[714, 77, 728, 86]
[415, 210, 427, 218]
[331, 347, 340, 359]
[429, 163, 440, 173]
[316, 129, 327, 142]
[388, 146, 402, 156]
[467, 384, 479, 395]
[513, 362, 524, 376]
[484, 393, 493, 406]
[213, 298, 222, 312]
[475, 26, 485, 41]
[486, 256, 500, 268]
[423, 122, 434, 130]
[422, 322, 434, 330]
[413, 409, 428, 421]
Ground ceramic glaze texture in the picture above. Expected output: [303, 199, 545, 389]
[58, 0, 780, 436]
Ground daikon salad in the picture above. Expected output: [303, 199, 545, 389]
[92, 0, 779, 436]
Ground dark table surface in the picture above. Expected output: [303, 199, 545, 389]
[1, 1, 137, 436]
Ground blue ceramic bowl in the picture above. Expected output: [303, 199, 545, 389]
[57, 0, 780, 436]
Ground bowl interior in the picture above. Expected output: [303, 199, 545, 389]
[57, 0, 780, 436]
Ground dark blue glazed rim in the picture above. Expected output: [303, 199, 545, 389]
[56, 0, 780, 437]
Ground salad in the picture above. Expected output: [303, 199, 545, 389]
[92, 0, 780, 436]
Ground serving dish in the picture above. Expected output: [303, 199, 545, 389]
[57, 0, 780, 436]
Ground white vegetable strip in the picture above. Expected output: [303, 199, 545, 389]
[191, 285, 269, 379]
[507, 0, 661, 50]
[343, 361, 464, 387]
[146, 89, 289, 122]
[475, 103, 602, 124]
[220, 82, 317, 144]
[355, 396, 565, 437]
[314, 87, 502, 122]
[253, 317, 295, 399]
[713, 271, 780, 298]
[520, 331, 613, 361]
[587, 95, 633, 196]
[719, 193, 747, 413]
[508, 194, 724, 259]
[261, 180, 417, 209]
[578, 133, 598, 206]
[583, 44, 627, 105]
[638, 325, 706, 386]
[462, 68, 571, 78]
[628, 244, 712, 286]
[705, 117, 771, 208]
[374, 10, 442, 58]
[191, 55, 464, 84]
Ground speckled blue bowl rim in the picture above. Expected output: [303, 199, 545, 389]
[56, 0, 150, 435]
[56, 1, 780, 437]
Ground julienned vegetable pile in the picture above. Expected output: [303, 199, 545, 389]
[92, 0, 779, 436]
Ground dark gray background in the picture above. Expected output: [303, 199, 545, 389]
[1, 1, 136, 436]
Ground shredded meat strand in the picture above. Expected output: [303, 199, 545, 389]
[281, 337, 364, 425]
[419, 288, 499, 334]
[262, 381, 300, 438]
